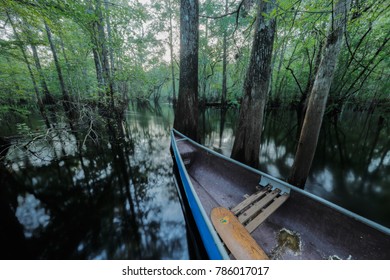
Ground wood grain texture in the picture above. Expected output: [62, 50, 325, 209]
[246, 194, 290, 233]
[231, 187, 269, 215]
[238, 189, 279, 224]
[211, 207, 269, 260]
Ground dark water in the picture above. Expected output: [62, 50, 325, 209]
[200, 108, 390, 228]
[0, 104, 389, 259]
[0, 104, 186, 259]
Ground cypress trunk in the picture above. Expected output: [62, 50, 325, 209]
[96, 0, 114, 100]
[173, 0, 199, 140]
[168, 1, 176, 104]
[221, 0, 228, 107]
[288, 0, 351, 188]
[231, 0, 276, 168]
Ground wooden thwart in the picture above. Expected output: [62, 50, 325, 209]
[231, 187, 270, 215]
[211, 207, 269, 260]
[238, 190, 280, 224]
[234, 187, 290, 233]
[246, 194, 289, 233]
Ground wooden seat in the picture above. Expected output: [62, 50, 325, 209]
[232, 187, 289, 233]
[211, 207, 269, 260]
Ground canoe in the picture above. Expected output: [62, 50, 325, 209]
[170, 129, 390, 260]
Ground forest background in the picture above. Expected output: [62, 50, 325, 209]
[0, 0, 388, 120]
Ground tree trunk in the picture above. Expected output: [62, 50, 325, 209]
[6, 12, 47, 123]
[221, 0, 228, 107]
[296, 39, 324, 134]
[24, 21, 54, 104]
[30, 44, 55, 105]
[173, 0, 199, 140]
[104, 0, 116, 94]
[200, 18, 209, 103]
[288, 0, 351, 188]
[168, 0, 177, 104]
[44, 21, 71, 111]
[96, 0, 114, 100]
[92, 46, 105, 93]
[58, 33, 74, 97]
[230, 0, 276, 169]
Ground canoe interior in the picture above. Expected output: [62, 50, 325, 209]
[173, 134, 390, 260]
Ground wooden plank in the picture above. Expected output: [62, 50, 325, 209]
[260, 176, 290, 195]
[231, 187, 270, 215]
[211, 207, 269, 260]
[246, 194, 290, 233]
[238, 189, 280, 224]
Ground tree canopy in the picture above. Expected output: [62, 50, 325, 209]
[0, 0, 388, 118]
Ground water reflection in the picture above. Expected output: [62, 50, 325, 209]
[15, 193, 51, 238]
[199, 107, 390, 227]
[1, 104, 389, 259]
[1, 103, 186, 259]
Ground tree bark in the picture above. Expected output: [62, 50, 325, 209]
[173, 0, 199, 140]
[288, 0, 351, 188]
[221, 0, 228, 107]
[96, 0, 113, 99]
[200, 18, 209, 102]
[230, 0, 276, 169]
[25, 21, 54, 105]
[104, 0, 116, 94]
[6, 12, 50, 127]
[168, 0, 177, 104]
[44, 21, 70, 111]
[92, 46, 105, 93]
[296, 39, 323, 135]
[30, 44, 55, 104]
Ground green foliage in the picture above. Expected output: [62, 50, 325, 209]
[265, 0, 389, 109]
[0, 0, 387, 118]
[330, 0, 390, 103]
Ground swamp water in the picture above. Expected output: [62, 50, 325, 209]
[1, 104, 389, 259]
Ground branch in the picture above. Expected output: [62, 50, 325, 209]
[233, 0, 246, 34]
[275, 0, 332, 15]
[347, 57, 386, 98]
[204, 59, 220, 81]
[286, 67, 304, 95]
[344, 26, 372, 70]
[82, 119, 98, 148]
[200, 9, 239, 19]
[199, 0, 245, 20]
[344, 36, 389, 98]
[200, 0, 246, 38]
[281, 9, 332, 14]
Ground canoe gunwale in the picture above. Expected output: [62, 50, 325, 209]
[170, 130, 230, 260]
[171, 129, 390, 236]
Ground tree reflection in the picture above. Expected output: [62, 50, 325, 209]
[0, 104, 187, 259]
[198, 107, 390, 227]
[1, 104, 388, 260]
[294, 110, 389, 226]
